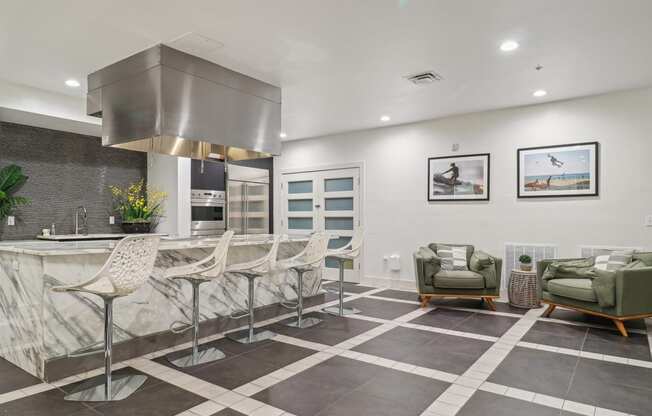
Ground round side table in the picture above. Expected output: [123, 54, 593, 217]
[508, 269, 541, 309]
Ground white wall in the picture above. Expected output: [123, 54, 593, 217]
[147, 153, 191, 238]
[275, 87, 652, 286]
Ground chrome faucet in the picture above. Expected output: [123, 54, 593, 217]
[75, 206, 88, 235]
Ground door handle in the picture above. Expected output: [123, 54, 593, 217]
[314, 204, 321, 208]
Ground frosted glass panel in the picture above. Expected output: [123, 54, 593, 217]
[328, 236, 352, 249]
[324, 178, 353, 192]
[326, 258, 353, 269]
[288, 217, 313, 230]
[325, 197, 353, 211]
[288, 180, 313, 194]
[325, 217, 353, 230]
[288, 199, 313, 212]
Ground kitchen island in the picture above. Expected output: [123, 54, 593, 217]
[0, 235, 321, 380]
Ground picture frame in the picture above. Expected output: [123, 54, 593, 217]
[427, 153, 490, 201]
[517, 141, 599, 198]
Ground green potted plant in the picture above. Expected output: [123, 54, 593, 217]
[519, 254, 533, 272]
[0, 164, 30, 239]
[109, 179, 166, 234]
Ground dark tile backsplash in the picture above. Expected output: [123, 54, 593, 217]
[0, 122, 147, 240]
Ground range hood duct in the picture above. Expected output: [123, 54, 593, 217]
[87, 44, 281, 161]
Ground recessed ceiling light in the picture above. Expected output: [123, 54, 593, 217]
[279, 132, 287, 139]
[65, 79, 80, 88]
[380, 115, 391, 122]
[533, 89, 547, 97]
[499, 40, 519, 52]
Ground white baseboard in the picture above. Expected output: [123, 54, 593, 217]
[360, 275, 417, 291]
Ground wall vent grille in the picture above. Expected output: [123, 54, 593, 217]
[503, 243, 558, 290]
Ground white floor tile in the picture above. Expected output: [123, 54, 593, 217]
[562, 400, 596, 416]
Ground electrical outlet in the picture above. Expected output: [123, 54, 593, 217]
[7, 216, 15, 226]
[645, 215, 652, 227]
[109, 216, 115, 225]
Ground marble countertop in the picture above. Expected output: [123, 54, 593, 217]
[0, 234, 309, 256]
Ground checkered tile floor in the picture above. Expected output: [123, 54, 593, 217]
[1, 283, 651, 416]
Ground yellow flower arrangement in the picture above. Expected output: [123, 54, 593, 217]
[109, 179, 167, 225]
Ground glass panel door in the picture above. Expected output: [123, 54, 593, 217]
[282, 173, 317, 236]
[281, 167, 361, 281]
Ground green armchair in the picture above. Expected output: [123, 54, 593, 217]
[537, 252, 652, 337]
[413, 243, 502, 310]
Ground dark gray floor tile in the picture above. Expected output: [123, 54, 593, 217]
[583, 327, 651, 361]
[454, 313, 519, 337]
[0, 387, 99, 416]
[428, 298, 528, 315]
[353, 327, 492, 374]
[373, 289, 421, 302]
[322, 281, 375, 294]
[0, 358, 42, 394]
[268, 312, 381, 346]
[488, 347, 578, 398]
[567, 358, 652, 415]
[254, 356, 448, 416]
[410, 308, 475, 330]
[342, 297, 419, 320]
[459, 390, 571, 416]
[154, 339, 314, 390]
[211, 409, 246, 416]
[317, 392, 415, 416]
[522, 321, 588, 350]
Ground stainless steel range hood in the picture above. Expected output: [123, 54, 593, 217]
[87, 44, 281, 161]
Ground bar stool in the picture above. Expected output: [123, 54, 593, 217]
[225, 235, 281, 344]
[51, 234, 161, 402]
[164, 230, 234, 368]
[279, 232, 331, 328]
[323, 227, 365, 316]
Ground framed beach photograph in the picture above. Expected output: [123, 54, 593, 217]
[428, 153, 490, 201]
[517, 141, 599, 198]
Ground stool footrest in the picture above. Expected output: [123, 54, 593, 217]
[280, 301, 298, 310]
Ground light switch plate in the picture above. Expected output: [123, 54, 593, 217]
[645, 215, 652, 227]
[109, 216, 115, 225]
[7, 216, 15, 226]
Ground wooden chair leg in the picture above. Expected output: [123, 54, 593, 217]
[542, 304, 556, 318]
[419, 295, 431, 309]
[483, 297, 497, 311]
[612, 319, 629, 337]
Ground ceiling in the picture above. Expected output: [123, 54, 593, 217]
[2, 0, 652, 140]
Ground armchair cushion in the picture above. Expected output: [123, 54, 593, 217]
[428, 243, 474, 265]
[434, 270, 485, 289]
[548, 278, 598, 303]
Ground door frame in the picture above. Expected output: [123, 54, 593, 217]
[275, 161, 365, 282]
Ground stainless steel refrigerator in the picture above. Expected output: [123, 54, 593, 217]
[226, 164, 270, 235]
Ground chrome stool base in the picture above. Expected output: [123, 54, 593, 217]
[322, 305, 360, 317]
[168, 347, 226, 368]
[64, 373, 147, 402]
[282, 316, 323, 328]
[227, 329, 277, 344]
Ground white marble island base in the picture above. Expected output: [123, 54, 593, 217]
[0, 235, 321, 380]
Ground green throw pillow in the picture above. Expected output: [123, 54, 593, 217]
[470, 251, 493, 272]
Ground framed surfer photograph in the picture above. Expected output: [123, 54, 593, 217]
[517, 141, 599, 198]
[428, 153, 490, 201]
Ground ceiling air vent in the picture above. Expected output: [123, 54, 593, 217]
[405, 71, 443, 85]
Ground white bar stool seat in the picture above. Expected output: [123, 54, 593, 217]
[51, 234, 161, 402]
[225, 235, 281, 344]
[278, 232, 330, 329]
[323, 227, 364, 317]
[163, 230, 234, 368]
